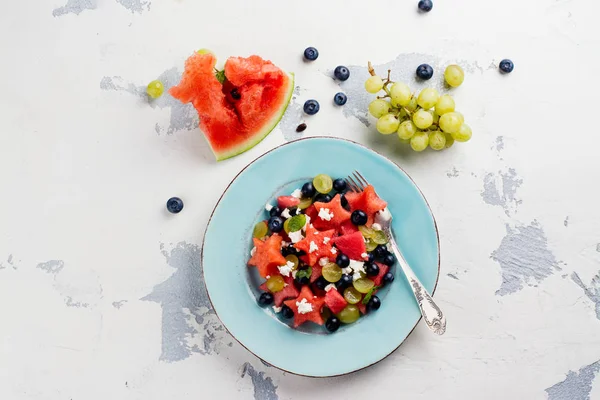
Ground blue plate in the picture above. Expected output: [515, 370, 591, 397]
[202, 137, 440, 377]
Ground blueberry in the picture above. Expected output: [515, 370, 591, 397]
[383, 253, 395, 266]
[416, 64, 434, 80]
[314, 193, 332, 203]
[258, 292, 274, 306]
[269, 206, 281, 217]
[336, 253, 350, 268]
[268, 216, 284, 232]
[334, 66, 350, 81]
[315, 276, 329, 290]
[351, 210, 368, 225]
[336, 274, 353, 290]
[367, 253, 375, 263]
[295, 275, 310, 286]
[281, 243, 300, 256]
[499, 59, 514, 73]
[383, 272, 395, 284]
[333, 92, 347, 106]
[303, 47, 319, 61]
[303, 99, 320, 115]
[373, 245, 387, 259]
[325, 316, 341, 332]
[230, 88, 241, 100]
[340, 194, 350, 211]
[281, 305, 294, 318]
[418, 0, 433, 12]
[333, 178, 347, 192]
[301, 182, 316, 198]
[367, 295, 381, 311]
[365, 262, 380, 277]
[166, 197, 184, 214]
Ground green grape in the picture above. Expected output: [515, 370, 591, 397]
[444, 132, 455, 148]
[146, 80, 164, 99]
[417, 88, 440, 110]
[398, 108, 408, 120]
[368, 99, 392, 118]
[322, 263, 342, 283]
[412, 109, 433, 129]
[410, 131, 429, 152]
[455, 112, 465, 125]
[390, 82, 412, 106]
[353, 277, 375, 294]
[266, 275, 285, 292]
[399, 138, 411, 144]
[452, 123, 472, 142]
[285, 214, 306, 233]
[432, 111, 440, 124]
[337, 305, 360, 324]
[358, 225, 375, 239]
[405, 96, 418, 112]
[285, 254, 299, 269]
[439, 112, 462, 134]
[283, 218, 290, 233]
[397, 120, 418, 140]
[365, 76, 384, 94]
[372, 230, 388, 245]
[376, 114, 400, 135]
[343, 287, 362, 304]
[297, 197, 312, 210]
[197, 48, 214, 55]
[435, 94, 455, 115]
[313, 174, 333, 194]
[444, 64, 465, 87]
[253, 221, 268, 238]
[365, 239, 378, 252]
[429, 131, 446, 150]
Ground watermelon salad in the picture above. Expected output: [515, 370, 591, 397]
[248, 174, 396, 332]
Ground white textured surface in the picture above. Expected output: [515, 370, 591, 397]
[1, 0, 600, 399]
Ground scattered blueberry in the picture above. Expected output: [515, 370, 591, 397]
[416, 64, 434, 80]
[367, 295, 381, 311]
[281, 243, 301, 256]
[296, 123, 307, 132]
[336, 274, 353, 290]
[367, 253, 375, 263]
[230, 88, 241, 100]
[418, 0, 433, 12]
[258, 292, 274, 306]
[383, 253, 396, 266]
[325, 316, 341, 332]
[269, 206, 281, 217]
[303, 99, 320, 115]
[340, 194, 350, 211]
[281, 305, 294, 318]
[334, 66, 350, 81]
[499, 59, 514, 73]
[383, 272, 395, 284]
[301, 182, 316, 198]
[268, 216, 284, 232]
[333, 92, 347, 106]
[333, 178, 347, 192]
[336, 253, 350, 268]
[303, 47, 319, 61]
[315, 276, 329, 291]
[373, 245, 387, 259]
[365, 262, 380, 277]
[166, 197, 184, 214]
[295, 274, 310, 286]
[351, 210, 368, 226]
[314, 193, 332, 203]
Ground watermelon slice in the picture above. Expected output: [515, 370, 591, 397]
[339, 220, 359, 235]
[259, 276, 299, 307]
[345, 185, 387, 226]
[333, 231, 367, 261]
[277, 196, 300, 209]
[294, 225, 336, 266]
[371, 262, 390, 286]
[312, 194, 352, 230]
[169, 52, 294, 161]
[284, 286, 325, 328]
[324, 289, 348, 314]
[248, 235, 287, 278]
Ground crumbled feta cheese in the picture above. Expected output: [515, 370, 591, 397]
[302, 216, 311, 232]
[330, 247, 337, 254]
[324, 284, 336, 292]
[272, 306, 282, 313]
[288, 230, 304, 243]
[278, 261, 295, 277]
[295, 208, 302, 215]
[291, 188, 302, 198]
[349, 259, 365, 275]
[281, 241, 290, 247]
[309, 241, 318, 253]
[266, 275, 271, 279]
[296, 298, 313, 314]
[386, 242, 393, 251]
[376, 208, 392, 223]
[318, 207, 334, 221]
[342, 267, 352, 275]
[250, 247, 256, 256]
[323, 237, 330, 244]
[361, 252, 368, 259]
[292, 270, 298, 279]
[353, 271, 363, 281]
[318, 257, 329, 266]
[265, 203, 273, 212]
[281, 208, 292, 219]
[371, 223, 382, 231]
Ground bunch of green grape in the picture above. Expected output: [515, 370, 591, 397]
[364, 64, 471, 152]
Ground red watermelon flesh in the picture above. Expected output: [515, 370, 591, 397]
[358, 302, 367, 315]
[333, 231, 367, 260]
[339, 220, 358, 235]
[372, 262, 390, 286]
[310, 264, 322, 283]
[324, 289, 348, 314]
[247, 235, 286, 278]
[259, 276, 299, 307]
[277, 196, 300, 209]
[169, 53, 294, 161]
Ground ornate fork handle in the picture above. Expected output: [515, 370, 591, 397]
[386, 230, 446, 335]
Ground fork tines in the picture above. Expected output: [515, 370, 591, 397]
[345, 170, 369, 193]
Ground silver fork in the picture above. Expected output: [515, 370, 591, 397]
[346, 171, 446, 335]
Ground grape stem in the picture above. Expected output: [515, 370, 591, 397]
[368, 61, 376, 76]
